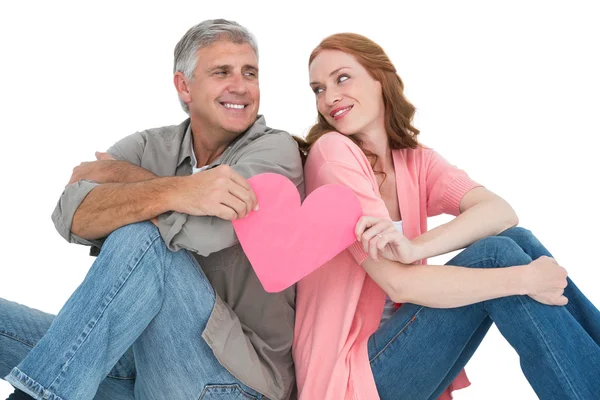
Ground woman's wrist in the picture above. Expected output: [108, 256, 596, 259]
[407, 240, 426, 264]
[510, 265, 531, 296]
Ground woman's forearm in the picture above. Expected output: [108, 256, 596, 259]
[361, 257, 527, 308]
[392, 263, 527, 308]
[411, 191, 518, 262]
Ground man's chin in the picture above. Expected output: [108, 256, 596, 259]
[223, 120, 255, 134]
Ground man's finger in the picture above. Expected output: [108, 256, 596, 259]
[215, 204, 238, 221]
[229, 172, 258, 210]
[221, 194, 248, 219]
[95, 151, 115, 161]
[228, 184, 255, 216]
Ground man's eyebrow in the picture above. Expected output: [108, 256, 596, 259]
[309, 67, 349, 86]
[206, 64, 258, 73]
[207, 64, 232, 72]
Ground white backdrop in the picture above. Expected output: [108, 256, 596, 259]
[1, 1, 599, 399]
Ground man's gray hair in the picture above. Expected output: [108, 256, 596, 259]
[174, 19, 259, 114]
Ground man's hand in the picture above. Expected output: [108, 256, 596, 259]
[67, 151, 157, 186]
[171, 165, 258, 220]
[67, 160, 117, 186]
[95, 151, 116, 161]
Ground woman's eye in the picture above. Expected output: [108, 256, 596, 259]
[338, 75, 349, 83]
[313, 87, 324, 94]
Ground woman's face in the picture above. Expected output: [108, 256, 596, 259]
[309, 49, 385, 137]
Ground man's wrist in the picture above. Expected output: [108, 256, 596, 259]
[154, 176, 184, 213]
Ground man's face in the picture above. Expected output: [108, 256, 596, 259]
[183, 40, 260, 136]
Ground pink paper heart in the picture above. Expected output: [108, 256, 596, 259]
[232, 173, 362, 293]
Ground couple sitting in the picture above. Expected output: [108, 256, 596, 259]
[2, 19, 599, 400]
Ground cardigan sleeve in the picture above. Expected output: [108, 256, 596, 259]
[308, 133, 391, 265]
[424, 149, 482, 217]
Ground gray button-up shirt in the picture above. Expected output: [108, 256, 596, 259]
[52, 116, 304, 400]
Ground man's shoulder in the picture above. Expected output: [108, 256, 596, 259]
[242, 116, 298, 149]
[137, 119, 190, 142]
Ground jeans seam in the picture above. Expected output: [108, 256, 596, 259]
[0, 323, 134, 381]
[0, 330, 36, 348]
[369, 306, 424, 364]
[8, 367, 65, 400]
[517, 296, 582, 400]
[46, 232, 163, 392]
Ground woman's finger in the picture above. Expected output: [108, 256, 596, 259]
[369, 236, 380, 262]
[355, 216, 381, 239]
[361, 221, 391, 244]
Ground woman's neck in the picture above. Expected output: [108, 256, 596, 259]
[357, 128, 393, 172]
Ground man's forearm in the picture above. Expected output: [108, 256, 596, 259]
[68, 160, 159, 187]
[107, 161, 159, 183]
[71, 177, 179, 240]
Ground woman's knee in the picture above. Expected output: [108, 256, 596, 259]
[499, 226, 539, 247]
[457, 236, 530, 269]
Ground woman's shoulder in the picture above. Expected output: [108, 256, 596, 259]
[312, 131, 360, 152]
[395, 143, 438, 164]
[307, 131, 365, 164]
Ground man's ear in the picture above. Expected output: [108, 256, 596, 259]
[174, 72, 192, 105]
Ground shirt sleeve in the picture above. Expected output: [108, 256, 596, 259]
[106, 131, 147, 163]
[309, 134, 390, 265]
[157, 133, 304, 256]
[424, 149, 482, 217]
[50, 131, 146, 248]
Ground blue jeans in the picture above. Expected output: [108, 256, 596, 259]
[369, 227, 600, 400]
[0, 222, 264, 400]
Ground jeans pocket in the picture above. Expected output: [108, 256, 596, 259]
[199, 384, 262, 399]
[368, 305, 424, 364]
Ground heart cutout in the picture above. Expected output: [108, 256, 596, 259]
[232, 173, 362, 293]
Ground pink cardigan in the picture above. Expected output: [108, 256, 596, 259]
[293, 132, 482, 400]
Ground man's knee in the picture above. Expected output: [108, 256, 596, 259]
[104, 221, 161, 251]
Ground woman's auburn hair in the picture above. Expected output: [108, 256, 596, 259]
[294, 32, 421, 172]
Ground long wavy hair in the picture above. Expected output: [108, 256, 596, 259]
[295, 33, 421, 178]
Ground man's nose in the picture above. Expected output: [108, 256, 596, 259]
[227, 73, 247, 95]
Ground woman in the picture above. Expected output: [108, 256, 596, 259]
[293, 33, 600, 400]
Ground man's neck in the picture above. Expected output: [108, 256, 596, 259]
[190, 120, 241, 167]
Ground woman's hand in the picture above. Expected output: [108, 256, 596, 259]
[522, 256, 569, 306]
[355, 216, 418, 264]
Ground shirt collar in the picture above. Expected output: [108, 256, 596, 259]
[178, 115, 267, 168]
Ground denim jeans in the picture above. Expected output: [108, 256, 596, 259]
[369, 227, 600, 400]
[0, 222, 264, 400]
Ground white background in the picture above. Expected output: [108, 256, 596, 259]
[1, 1, 599, 399]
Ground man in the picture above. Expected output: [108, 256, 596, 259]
[1, 19, 303, 400]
